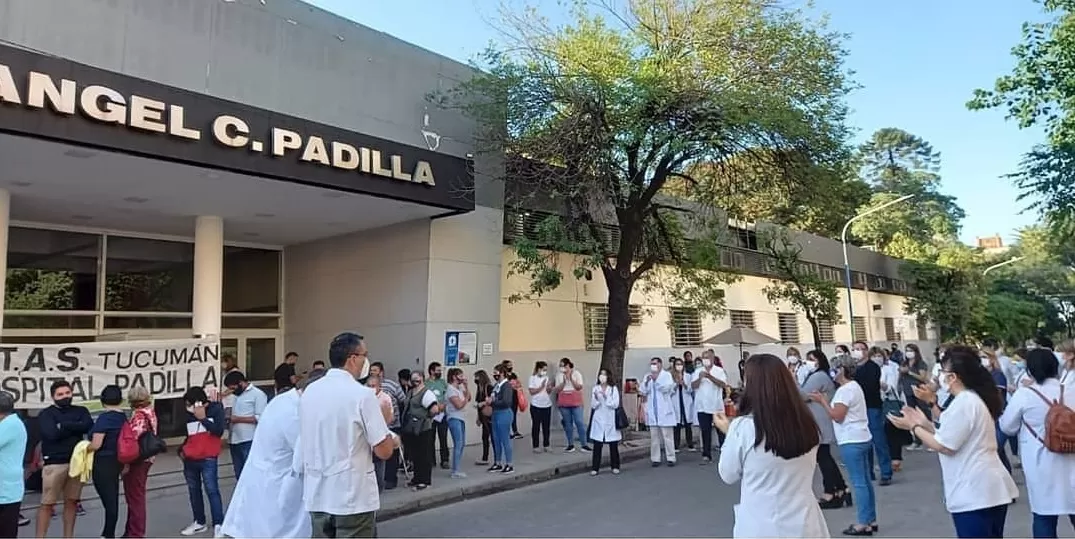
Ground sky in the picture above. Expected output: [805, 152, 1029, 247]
[307, 0, 1048, 246]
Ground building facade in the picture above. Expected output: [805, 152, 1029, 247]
[0, 0, 933, 433]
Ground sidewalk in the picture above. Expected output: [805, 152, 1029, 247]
[21, 431, 649, 521]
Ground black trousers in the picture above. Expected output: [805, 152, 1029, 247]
[673, 424, 694, 449]
[887, 421, 910, 461]
[384, 427, 400, 489]
[512, 407, 520, 436]
[93, 455, 122, 538]
[591, 440, 620, 471]
[434, 419, 449, 466]
[530, 406, 551, 448]
[697, 412, 714, 458]
[480, 418, 493, 461]
[0, 501, 20, 539]
[816, 443, 847, 495]
[404, 429, 435, 486]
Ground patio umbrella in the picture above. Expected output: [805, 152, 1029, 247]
[702, 326, 781, 361]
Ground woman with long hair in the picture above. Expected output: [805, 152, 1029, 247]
[489, 363, 515, 473]
[713, 354, 828, 538]
[890, 346, 1018, 538]
[588, 368, 623, 476]
[999, 348, 1075, 538]
[445, 367, 470, 478]
[981, 348, 1013, 472]
[473, 369, 495, 465]
[900, 343, 930, 450]
[811, 355, 877, 536]
[800, 350, 848, 509]
[876, 346, 909, 472]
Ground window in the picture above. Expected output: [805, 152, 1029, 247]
[883, 317, 897, 342]
[778, 313, 800, 343]
[917, 318, 929, 341]
[852, 316, 868, 341]
[223, 247, 281, 313]
[104, 236, 194, 312]
[729, 310, 755, 329]
[583, 303, 608, 351]
[628, 304, 643, 326]
[7, 227, 101, 311]
[818, 318, 835, 343]
[669, 307, 703, 347]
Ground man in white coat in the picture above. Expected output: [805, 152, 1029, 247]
[640, 357, 677, 466]
[221, 368, 328, 538]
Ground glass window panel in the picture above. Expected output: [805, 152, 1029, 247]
[222, 316, 280, 329]
[246, 337, 277, 381]
[103, 316, 192, 330]
[6, 227, 100, 311]
[105, 236, 194, 312]
[223, 247, 281, 313]
[4, 314, 96, 329]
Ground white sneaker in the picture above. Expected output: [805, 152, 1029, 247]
[180, 522, 207, 536]
[612, 468, 621, 475]
[590, 470, 598, 476]
[214, 524, 224, 538]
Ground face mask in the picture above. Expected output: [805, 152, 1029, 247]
[940, 374, 951, 393]
[905, 350, 916, 359]
[1012, 360, 1026, 372]
[559, 366, 567, 373]
[540, 370, 547, 377]
[851, 350, 864, 360]
[411, 378, 422, 387]
[55, 397, 72, 408]
[675, 365, 684, 371]
[694, 362, 703, 370]
[805, 359, 817, 370]
[871, 356, 883, 363]
[702, 359, 712, 368]
[981, 357, 991, 368]
[230, 385, 244, 396]
[355, 357, 370, 381]
[829, 369, 838, 379]
[787, 356, 799, 364]
[598, 374, 608, 384]
[650, 364, 660, 373]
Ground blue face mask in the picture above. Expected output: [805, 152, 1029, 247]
[1012, 361, 1026, 372]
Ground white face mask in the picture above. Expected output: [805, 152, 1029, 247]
[598, 374, 608, 384]
[787, 356, 799, 364]
[805, 359, 817, 369]
[940, 373, 951, 393]
[559, 366, 567, 373]
[871, 356, 884, 363]
[675, 365, 684, 371]
[851, 350, 864, 360]
[905, 350, 916, 359]
[981, 357, 991, 368]
[358, 358, 370, 381]
[540, 370, 547, 377]
[702, 358, 712, 368]
[650, 364, 660, 373]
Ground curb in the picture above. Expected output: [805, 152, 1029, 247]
[376, 441, 650, 522]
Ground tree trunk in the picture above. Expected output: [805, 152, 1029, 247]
[807, 316, 822, 352]
[600, 271, 633, 387]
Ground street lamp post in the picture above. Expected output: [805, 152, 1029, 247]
[840, 194, 915, 339]
[982, 256, 1025, 276]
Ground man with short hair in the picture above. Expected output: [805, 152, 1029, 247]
[852, 340, 892, 486]
[298, 333, 398, 538]
[311, 360, 326, 371]
[224, 370, 268, 480]
[275, 352, 300, 394]
[36, 380, 93, 539]
[178, 386, 227, 537]
[0, 391, 27, 539]
[370, 362, 405, 490]
[425, 362, 451, 469]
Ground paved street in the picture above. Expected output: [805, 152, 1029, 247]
[17, 448, 1074, 538]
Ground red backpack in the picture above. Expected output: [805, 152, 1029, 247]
[118, 421, 141, 464]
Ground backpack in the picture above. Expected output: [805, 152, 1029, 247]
[1023, 384, 1075, 454]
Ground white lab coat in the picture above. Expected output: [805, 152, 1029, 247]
[588, 384, 622, 443]
[640, 370, 677, 427]
[222, 389, 310, 538]
[671, 374, 696, 426]
[998, 379, 1075, 516]
[718, 415, 830, 538]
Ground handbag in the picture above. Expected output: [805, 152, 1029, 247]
[882, 387, 903, 416]
[614, 405, 630, 430]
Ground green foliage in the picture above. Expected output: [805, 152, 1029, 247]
[758, 229, 841, 349]
[5, 269, 75, 310]
[968, 0, 1075, 231]
[900, 257, 984, 343]
[432, 0, 854, 379]
[969, 277, 1064, 347]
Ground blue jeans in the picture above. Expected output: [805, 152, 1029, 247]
[447, 418, 466, 473]
[229, 441, 252, 479]
[866, 407, 893, 480]
[951, 504, 1008, 538]
[182, 458, 224, 527]
[996, 422, 1013, 473]
[492, 408, 514, 465]
[839, 442, 876, 527]
[1032, 513, 1075, 538]
[559, 405, 588, 447]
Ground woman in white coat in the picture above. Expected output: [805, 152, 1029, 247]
[998, 348, 1075, 538]
[222, 369, 327, 538]
[671, 357, 697, 452]
[713, 353, 829, 538]
[588, 368, 623, 476]
[640, 357, 677, 466]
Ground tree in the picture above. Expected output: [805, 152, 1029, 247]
[900, 259, 984, 342]
[851, 128, 965, 259]
[969, 277, 1064, 346]
[967, 0, 1075, 232]
[759, 229, 842, 349]
[433, 0, 853, 382]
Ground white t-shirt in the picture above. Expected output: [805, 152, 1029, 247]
[691, 365, 727, 414]
[831, 381, 871, 445]
[528, 374, 552, 408]
[556, 370, 584, 394]
[445, 385, 467, 421]
[932, 390, 1019, 513]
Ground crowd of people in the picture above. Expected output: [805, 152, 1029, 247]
[1, 333, 1073, 538]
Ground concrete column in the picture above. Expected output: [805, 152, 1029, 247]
[0, 189, 10, 333]
[192, 216, 223, 338]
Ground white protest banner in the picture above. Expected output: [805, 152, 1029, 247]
[0, 338, 220, 408]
